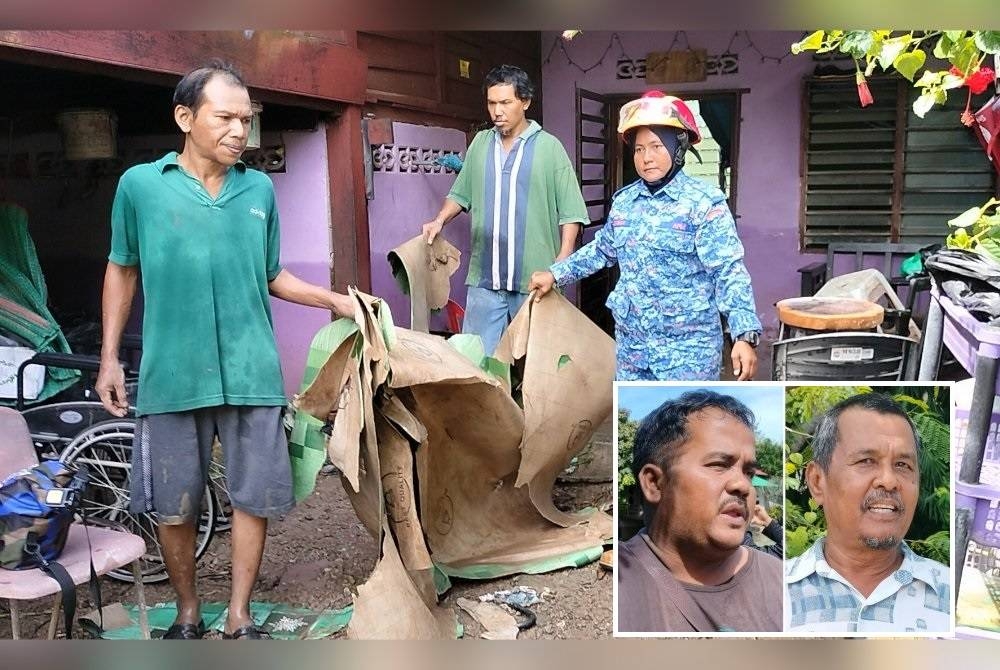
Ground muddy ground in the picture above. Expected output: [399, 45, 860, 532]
[0, 465, 613, 640]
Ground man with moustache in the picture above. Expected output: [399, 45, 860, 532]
[785, 393, 951, 633]
[617, 390, 782, 633]
[421, 64, 588, 355]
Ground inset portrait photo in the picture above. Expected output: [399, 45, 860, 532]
[783, 384, 953, 636]
[614, 383, 785, 635]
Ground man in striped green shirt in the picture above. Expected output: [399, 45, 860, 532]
[422, 65, 589, 354]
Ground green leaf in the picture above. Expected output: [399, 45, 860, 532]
[974, 31, 1000, 54]
[945, 30, 968, 42]
[949, 205, 983, 228]
[803, 511, 818, 525]
[808, 498, 819, 511]
[792, 30, 825, 54]
[934, 35, 953, 59]
[915, 70, 944, 87]
[942, 73, 965, 90]
[893, 49, 926, 81]
[786, 526, 810, 558]
[977, 237, 1000, 265]
[785, 462, 797, 476]
[947, 227, 972, 249]
[879, 36, 911, 71]
[839, 31, 875, 59]
[912, 92, 937, 118]
[983, 214, 1000, 231]
[949, 37, 981, 73]
[789, 452, 804, 466]
[894, 394, 929, 412]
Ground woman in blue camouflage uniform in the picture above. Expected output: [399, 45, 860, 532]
[529, 91, 762, 381]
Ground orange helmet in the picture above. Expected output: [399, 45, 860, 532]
[617, 90, 702, 144]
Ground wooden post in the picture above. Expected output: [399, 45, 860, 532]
[327, 106, 371, 292]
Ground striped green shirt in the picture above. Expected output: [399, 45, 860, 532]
[447, 121, 589, 294]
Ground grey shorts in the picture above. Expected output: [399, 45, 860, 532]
[130, 405, 295, 524]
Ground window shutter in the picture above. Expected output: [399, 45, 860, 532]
[802, 75, 996, 250]
[802, 76, 900, 248]
[900, 88, 996, 242]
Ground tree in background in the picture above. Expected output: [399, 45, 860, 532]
[618, 409, 638, 509]
[784, 385, 951, 563]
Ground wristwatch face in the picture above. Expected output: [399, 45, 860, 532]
[737, 332, 760, 348]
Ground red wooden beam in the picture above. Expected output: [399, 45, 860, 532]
[0, 30, 368, 106]
[327, 106, 371, 292]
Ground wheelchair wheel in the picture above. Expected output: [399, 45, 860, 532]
[206, 458, 233, 532]
[59, 420, 217, 583]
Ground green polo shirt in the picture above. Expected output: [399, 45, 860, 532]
[109, 152, 286, 415]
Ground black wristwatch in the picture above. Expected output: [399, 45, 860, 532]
[735, 331, 760, 348]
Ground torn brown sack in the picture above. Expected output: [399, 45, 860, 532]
[495, 291, 616, 529]
[387, 234, 461, 333]
[297, 281, 612, 638]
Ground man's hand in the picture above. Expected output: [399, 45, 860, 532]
[96, 360, 129, 417]
[329, 291, 355, 319]
[731, 340, 757, 381]
[422, 219, 445, 245]
[528, 271, 556, 301]
[752, 502, 772, 528]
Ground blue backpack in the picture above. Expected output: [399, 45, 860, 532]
[0, 460, 87, 569]
[0, 460, 98, 638]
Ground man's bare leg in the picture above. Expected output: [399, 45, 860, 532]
[225, 508, 267, 635]
[159, 521, 201, 626]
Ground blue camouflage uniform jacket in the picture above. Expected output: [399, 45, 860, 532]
[550, 172, 761, 380]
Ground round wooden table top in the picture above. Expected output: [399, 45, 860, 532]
[776, 297, 884, 331]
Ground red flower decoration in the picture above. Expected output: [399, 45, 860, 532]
[967, 67, 995, 95]
[949, 66, 996, 95]
[856, 71, 874, 107]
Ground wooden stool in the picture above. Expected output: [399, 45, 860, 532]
[776, 296, 884, 340]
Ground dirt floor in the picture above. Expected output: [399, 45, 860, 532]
[0, 466, 613, 640]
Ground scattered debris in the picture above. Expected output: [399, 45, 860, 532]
[457, 598, 519, 640]
[479, 586, 543, 608]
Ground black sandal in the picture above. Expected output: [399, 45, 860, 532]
[163, 620, 206, 640]
[223, 625, 271, 640]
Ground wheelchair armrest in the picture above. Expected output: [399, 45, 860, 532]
[20, 352, 102, 373]
[15, 352, 127, 410]
[797, 261, 827, 296]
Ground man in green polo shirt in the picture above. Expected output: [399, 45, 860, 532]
[421, 64, 589, 354]
[96, 61, 353, 640]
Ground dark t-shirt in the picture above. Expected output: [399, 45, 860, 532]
[617, 531, 782, 633]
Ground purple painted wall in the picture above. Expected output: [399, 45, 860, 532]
[269, 126, 335, 397]
[4, 124, 332, 399]
[367, 122, 471, 332]
[541, 30, 823, 343]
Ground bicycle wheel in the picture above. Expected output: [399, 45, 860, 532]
[59, 419, 217, 583]
[206, 457, 233, 532]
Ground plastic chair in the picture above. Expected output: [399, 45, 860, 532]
[772, 332, 915, 382]
[0, 407, 149, 639]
